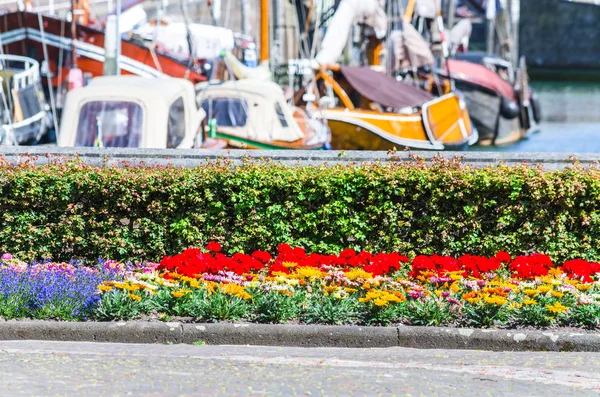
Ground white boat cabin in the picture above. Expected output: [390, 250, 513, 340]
[59, 76, 205, 148]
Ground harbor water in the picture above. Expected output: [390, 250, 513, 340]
[473, 81, 600, 153]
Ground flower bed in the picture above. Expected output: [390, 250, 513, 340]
[93, 244, 600, 328]
[0, 255, 140, 320]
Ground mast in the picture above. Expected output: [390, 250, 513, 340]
[272, 0, 285, 67]
[447, 0, 456, 31]
[486, 0, 496, 54]
[241, 0, 250, 36]
[260, 0, 269, 62]
[70, 0, 77, 68]
[115, 0, 121, 74]
[404, 0, 416, 21]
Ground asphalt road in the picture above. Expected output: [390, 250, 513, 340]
[0, 341, 598, 396]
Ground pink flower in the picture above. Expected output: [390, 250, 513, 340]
[1, 254, 12, 261]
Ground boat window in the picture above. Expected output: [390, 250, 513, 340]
[75, 101, 143, 148]
[167, 96, 186, 148]
[200, 97, 248, 127]
[274, 102, 288, 127]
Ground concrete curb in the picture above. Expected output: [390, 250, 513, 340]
[0, 146, 597, 170]
[0, 322, 599, 351]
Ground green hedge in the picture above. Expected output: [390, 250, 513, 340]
[0, 156, 599, 262]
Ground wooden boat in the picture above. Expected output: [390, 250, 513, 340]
[0, 11, 207, 87]
[287, 0, 477, 151]
[302, 65, 476, 151]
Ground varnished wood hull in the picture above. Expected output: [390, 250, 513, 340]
[323, 93, 476, 151]
[0, 12, 206, 87]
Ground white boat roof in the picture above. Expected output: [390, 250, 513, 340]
[59, 76, 203, 149]
[196, 79, 287, 101]
[88, 76, 194, 104]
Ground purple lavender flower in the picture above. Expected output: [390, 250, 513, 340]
[0, 259, 121, 320]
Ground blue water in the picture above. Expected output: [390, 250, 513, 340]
[474, 81, 600, 153]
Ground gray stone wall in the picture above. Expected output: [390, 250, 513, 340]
[520, 0, 600, 70]
[0, 147, 596, 170]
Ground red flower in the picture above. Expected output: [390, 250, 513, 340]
[495, 251, 511, 264]
[206, 242, 222, 253]
[562, 259, 600, 283]
[277, 244, 292, 254]
[509, 254, 553, 279]
[251, 250, 272, 264]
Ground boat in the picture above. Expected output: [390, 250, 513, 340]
[408, 0, 542, 145]
[442, 54, 541, 145]
[0, 54, 52, 145]
[197, 79, 331, 150]
[307, 64, 476, 150]
[58, 76, 204, 148]
[0, 11, 207, 86]
[289, 0, 477, 151]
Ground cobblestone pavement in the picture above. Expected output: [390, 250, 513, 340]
[0, 341, 599, 396]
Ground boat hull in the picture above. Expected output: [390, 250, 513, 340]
[455, 80, 524, 146]
[0, 12, 206, 87]
[322, 93, 475, 151]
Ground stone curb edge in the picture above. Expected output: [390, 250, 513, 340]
[0, 322, 599, 351]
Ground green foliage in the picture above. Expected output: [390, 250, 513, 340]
[461, 301, 510, 328]
[402, 299, 457, 326]
[250, 289, 301, 324]
[300, 290, 361, 325]
[512, 304, 556, 328]
[95, 289, 143, 320]
[2, 156, 600, 262]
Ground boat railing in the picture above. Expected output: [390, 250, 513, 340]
[0, 0, 110, 13]
[0, 54, 40, 89]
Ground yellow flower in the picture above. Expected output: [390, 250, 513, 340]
[111, 282, 127, 290]
[128, 293, 142, 302]
[171, 291, 187, 298]
[323, 285, 339, 293]
[295, 267, 325, 280]
[359, 290, 405, 306]
[220, 283, 251, 300]
[537, 285, 552, 294]
[546, 302, 568, 314]
[345, 269, 374, 281]
[462, 291, 481, 304]
[577, 284, 593, 291]
[373, 298, 388, 307]
[523, 289, 539, 297]
[484, 295, 508, 306]
[98, 285, 113, 293]
[448, 271, 464, 281]
[345, 288, 358, 293]
[548, 267, 564, 277]
[282, 262, 298, 269]
[523, 299, 537, 305]
[362, 282, 372, 290]
[450, 283, 462, 293]
[551, 291, 564, 298]
[541, 275, 561, 285]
